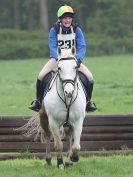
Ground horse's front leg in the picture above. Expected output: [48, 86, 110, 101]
[71, 119, 84, 162]
[49, 119, 65, 169]
[64, 126, 74, 167]
[39, 108, 52, 165]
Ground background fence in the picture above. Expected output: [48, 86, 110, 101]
[1, 114, 133, 154]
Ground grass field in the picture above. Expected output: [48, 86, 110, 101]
[0, 55, 133, 176]
[0, 54, 133, 115]
[0, 155, 133, 177]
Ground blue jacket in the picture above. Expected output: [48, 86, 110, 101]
[49, 24, 86, 62]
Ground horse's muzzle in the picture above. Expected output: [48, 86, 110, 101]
[64, 83, 74, 98]
[64, 90, 74, 98]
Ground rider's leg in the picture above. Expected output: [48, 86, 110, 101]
[78, 63, 97, 112]
[29, 59, 57, 112]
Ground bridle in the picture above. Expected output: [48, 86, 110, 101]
[57, 57, 78, 88]
[56, 57, 79, 125]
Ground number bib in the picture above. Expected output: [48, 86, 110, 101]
[57, 26, 76, 49]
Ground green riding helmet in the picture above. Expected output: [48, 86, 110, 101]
[57, 5, 75, 19]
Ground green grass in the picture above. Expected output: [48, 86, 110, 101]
[85, 54, 133, 115]
[0, 54, 133, 115]
[0, 156, 133, 177]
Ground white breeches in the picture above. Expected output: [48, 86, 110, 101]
[38, 59, 93, 81]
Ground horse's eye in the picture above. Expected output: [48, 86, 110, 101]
[58, 67, 61, 71]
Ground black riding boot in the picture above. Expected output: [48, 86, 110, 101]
[86, 80, 97, 112]
[28, 79, 43, 112]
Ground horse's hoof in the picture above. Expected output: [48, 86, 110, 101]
[70, 155, 79, 162]
[65, 161, 73, 167]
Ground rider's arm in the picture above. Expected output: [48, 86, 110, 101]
[49, 27, 58, 60]
[75, 27, 86, 62]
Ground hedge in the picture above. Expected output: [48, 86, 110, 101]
[0, 29, 132, 59]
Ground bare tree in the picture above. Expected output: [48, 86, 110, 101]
[40, 0, 48, 31]
[28, 0, 34, 30]
[14, 0, 20, 29]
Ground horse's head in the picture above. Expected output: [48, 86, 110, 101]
[57, 48, 78, 98]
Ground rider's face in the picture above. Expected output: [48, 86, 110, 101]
[61, 17, 73, 27]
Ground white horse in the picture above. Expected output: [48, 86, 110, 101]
[39, 48, 86, 169]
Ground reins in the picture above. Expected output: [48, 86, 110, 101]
[56, 59, 79, 125]
[56, 77, 79, 125]
[64, 82, 79, 125]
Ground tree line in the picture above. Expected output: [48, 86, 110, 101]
[0, 0, 132, 59]
[0, 0, 132, 35]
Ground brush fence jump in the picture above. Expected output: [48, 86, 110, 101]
[0, 115, 133, 152]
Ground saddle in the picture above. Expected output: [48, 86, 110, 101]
[78, 71, 88, 99]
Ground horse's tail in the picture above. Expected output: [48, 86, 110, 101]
[15, 113, 46, 142]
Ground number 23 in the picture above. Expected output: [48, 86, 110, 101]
[58, 39, 75, 49]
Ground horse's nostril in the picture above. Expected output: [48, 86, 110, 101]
[65, 92, 72, 98]
[65, 91, 68, 95]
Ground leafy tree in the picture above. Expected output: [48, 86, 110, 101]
[39, 0, 48, 31]
[87, 0, 133, 37]
[0, 0, 14, 28]
[0, 0, 132, 37]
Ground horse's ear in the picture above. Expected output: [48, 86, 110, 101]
[58, 47, 61, 56]
[72, 46, 76, 56]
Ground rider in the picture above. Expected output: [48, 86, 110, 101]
[29, 5, 97, 112]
